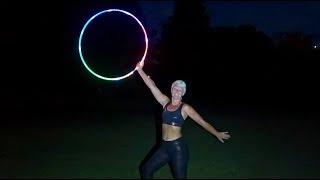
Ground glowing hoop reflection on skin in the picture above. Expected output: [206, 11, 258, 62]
[78, 9, 148, 81]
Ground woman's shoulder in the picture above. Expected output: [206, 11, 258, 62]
[162, 100, 171, 109]
[181, 102, 192, 110]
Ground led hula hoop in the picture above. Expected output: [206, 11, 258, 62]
[78, 9, 149, 81]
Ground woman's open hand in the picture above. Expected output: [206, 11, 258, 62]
[216, 131, 231, 143]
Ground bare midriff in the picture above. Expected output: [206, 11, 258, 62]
[162, 123, 182, 141]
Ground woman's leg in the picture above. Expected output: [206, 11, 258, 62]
[140, 145, 169, 179]
[168, 140, 189, 179]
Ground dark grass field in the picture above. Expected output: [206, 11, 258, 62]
[1, 101, 319, 178]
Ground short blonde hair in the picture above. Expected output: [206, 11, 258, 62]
[171, 80, 186, 96]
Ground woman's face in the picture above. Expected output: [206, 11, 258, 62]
[171, 85, 184, 100]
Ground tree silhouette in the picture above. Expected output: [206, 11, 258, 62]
[155, 0, 211, 100]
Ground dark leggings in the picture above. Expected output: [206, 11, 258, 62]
[140, 137, 189, 179]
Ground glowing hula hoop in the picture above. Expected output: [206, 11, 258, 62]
[78, 9, 148, 81]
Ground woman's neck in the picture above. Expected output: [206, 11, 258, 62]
[171, 99, 181, 106]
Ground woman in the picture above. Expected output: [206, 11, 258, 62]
[136, 61, 230, 179]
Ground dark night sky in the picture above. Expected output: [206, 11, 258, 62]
[139, 1, 320, 43]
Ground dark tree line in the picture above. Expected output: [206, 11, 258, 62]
[150, 0, 318, 111]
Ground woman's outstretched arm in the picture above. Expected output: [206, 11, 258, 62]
[183, 104, 231, 143]
[136, 62, 170, 107]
